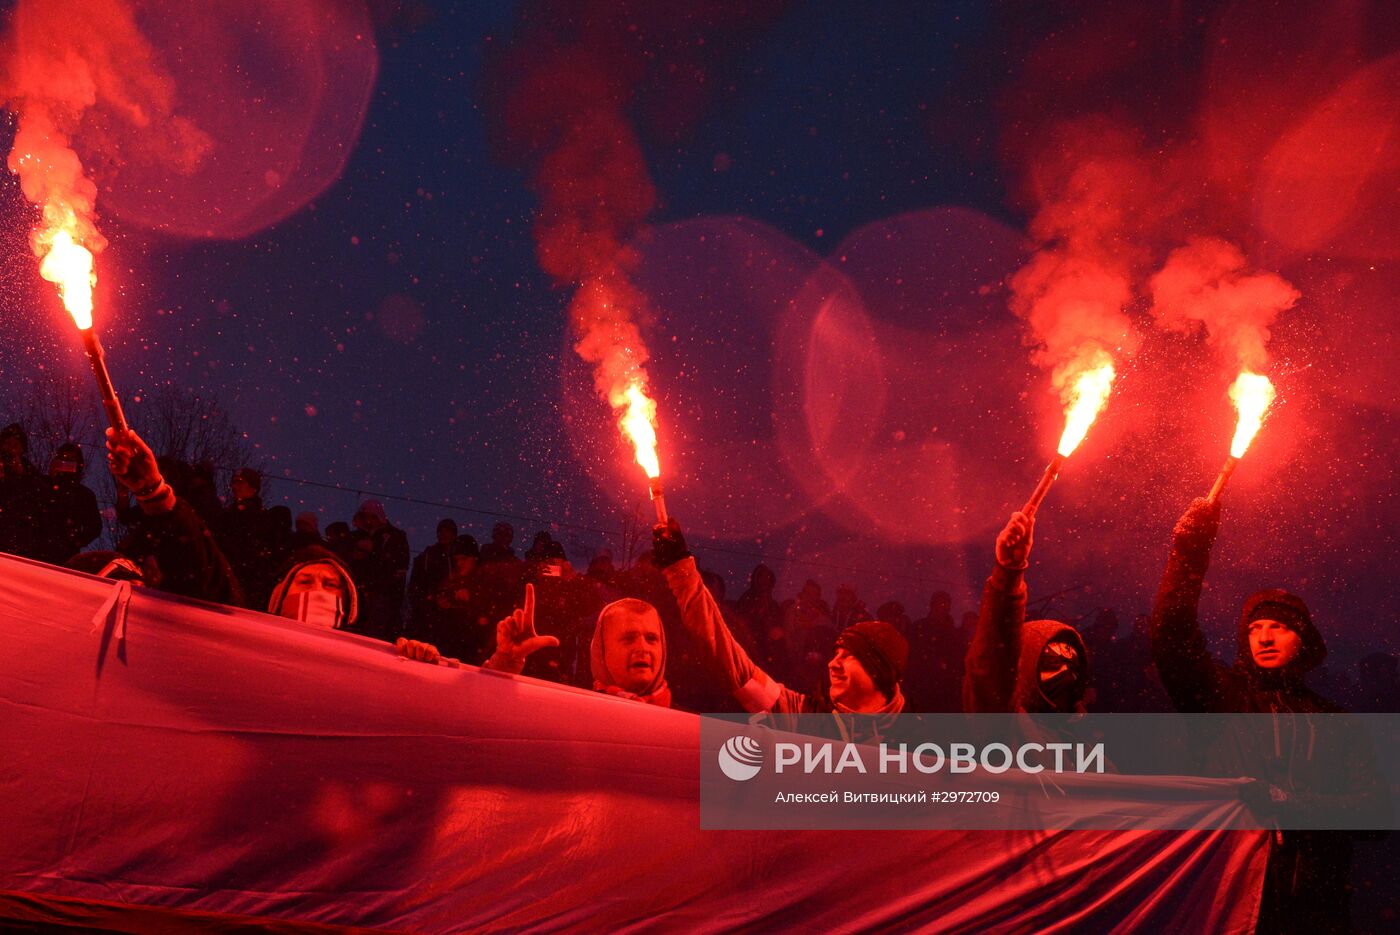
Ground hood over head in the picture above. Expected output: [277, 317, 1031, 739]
[1016, 618, 1090, 713]
[267, 546, 359, 628]
[589, 598, 670, 707]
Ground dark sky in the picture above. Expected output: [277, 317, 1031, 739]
[1, 0, 1397, 667]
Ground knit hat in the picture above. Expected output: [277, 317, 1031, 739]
[835, 620, 909, 703]
[1236, 588, 1326, 672]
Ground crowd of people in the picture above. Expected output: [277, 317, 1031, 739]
[0, 420, 1394, 931]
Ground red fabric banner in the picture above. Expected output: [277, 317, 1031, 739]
[0, 553, 1267, 932]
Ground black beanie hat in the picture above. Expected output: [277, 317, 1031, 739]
[835, 620, 909, 702]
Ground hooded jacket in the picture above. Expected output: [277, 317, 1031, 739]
[589, 599, 671, 707]
[963, 563, 1090, 715]
[267, 548, 360, 629]
[1151, 523, 1389, 934]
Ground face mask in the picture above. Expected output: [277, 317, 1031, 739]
[1038, 639, 1084, 711]
[290, 590, 341, 629]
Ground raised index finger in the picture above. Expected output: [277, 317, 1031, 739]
[523, 582, 536, 626]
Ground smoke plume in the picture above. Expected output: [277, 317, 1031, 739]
[1148, 236, 1300, 373]
[1, 0, 209, 261]
[1007, 119, 1146, 416]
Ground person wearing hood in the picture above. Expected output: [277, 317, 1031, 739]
[654, 519, 907, 739]
[105, 427, 244, 607]
[1151, 497, 1389, 935]
[267, 545, 360, 630]
[963, 511, 1090, 715]
[585, 597, 671, 706]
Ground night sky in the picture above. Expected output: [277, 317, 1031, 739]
[1, 0, 1397, 669]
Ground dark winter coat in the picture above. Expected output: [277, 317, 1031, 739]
[36, 477, 103, 565]
[121, 497, 245, 608]
[0, 460, 46, 558]
[1151, 529, 1390, 935]
[408, 541, 454, 617]
[215, 495, 275, 606]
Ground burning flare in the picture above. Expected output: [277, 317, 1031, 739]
[1023, 354, 1117, 517]
[38, 226, 96, 330]
[1056, 356, 1116, 457]
[617, 380, 668, 525]
[1227, 371, 1276, 459]
[618, 381, 660, 479]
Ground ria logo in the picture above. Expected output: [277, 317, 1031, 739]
[718, 735, 764, 781]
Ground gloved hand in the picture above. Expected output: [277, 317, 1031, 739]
[995, 511, 1034, 570]
[652, 517, 691, 569]
[1171, 497, 1221, 555]
[106, 428, 174, 514]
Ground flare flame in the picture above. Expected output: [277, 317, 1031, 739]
[1056, 355, 1116, 457]
[1227, 371, 1275, 458]
[38, 226, 96, 330]
[618, 381, 660, 479]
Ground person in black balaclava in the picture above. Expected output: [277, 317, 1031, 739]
[963, 510, 1090, 715]
[1152, 497, 1389, 935]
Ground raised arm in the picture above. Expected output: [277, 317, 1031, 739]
[1150, 497, 1226, 712]
[655, 520, 794, 713]
[963, 511, 1031, 713]
[107, 427, 244, 607]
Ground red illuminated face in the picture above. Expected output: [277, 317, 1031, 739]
[280, 562, 347, 617]
[602, 607, 664, 694]
[1249, 619, 1302, 669]
[828, 648, 882, 712]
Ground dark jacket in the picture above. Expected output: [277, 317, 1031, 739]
[962, 562, 1089, 715]
[1151, 522, 1389, 935]
[37, 477, 103, 565]
[665, 556, 906, 744]
[215, 496, 275, 605]
[122, 497, 245, 608]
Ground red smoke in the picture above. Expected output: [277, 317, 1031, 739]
[1007, 119, 1148, 425]
[487, 0, 789, 480]
[1, 0, 209, 268]
[1149, 237, 1300, 373]
[2, 0, 376, 245]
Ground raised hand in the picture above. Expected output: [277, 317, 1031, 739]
[1172, 497, 1222, 554]
[652, 517, 690, 569]
[484, 583, 559, 674]
[995, 511, 1034, 570]
[106, 427, 174, 513]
